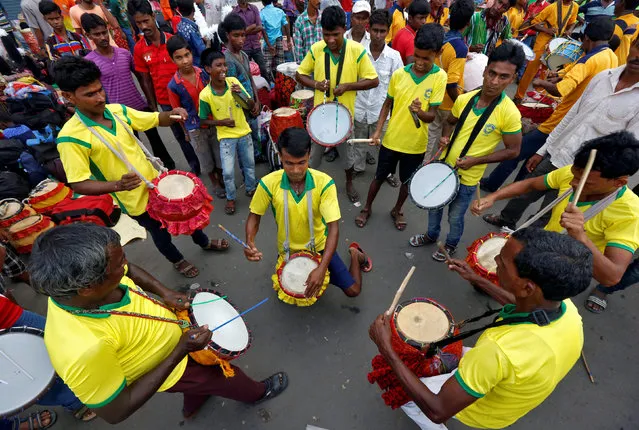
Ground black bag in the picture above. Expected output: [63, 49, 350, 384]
[0, 139, 26, 172]
[0, 171, 30, 200]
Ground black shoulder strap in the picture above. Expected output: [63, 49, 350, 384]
[324, 43, 347, 100]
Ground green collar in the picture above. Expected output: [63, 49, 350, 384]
[280, 170, 315, 203]
[77, 107, 117, 136]
[210, 80, 229, 96]
[404, 63, 441, 85]
[52, 284, 131, 318]
[569, 185, 627, 207]
[323, 39, 347, 65]
[472, 91, 505, 116]
[498, 301, 566, 326]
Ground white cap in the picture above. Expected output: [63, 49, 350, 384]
[352, 1, 372, 15]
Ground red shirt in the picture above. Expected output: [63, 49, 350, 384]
[341, 0, 352, 13]
[523, 0, 550, 36]
[133, 32, 178, 106]
[393, 26, 417, 64]
[0, 294, 23, 329]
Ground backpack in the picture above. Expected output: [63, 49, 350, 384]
[49, 195, 121, 227]
[0, 139, 26, 172]
[0, 171, 30, 200]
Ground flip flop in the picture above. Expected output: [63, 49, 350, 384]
[225, 201, 236, 215]
[409, 233, 436, 247]
[203, 238, 230, 252]
[349, 242, 373, 272]
[355, 209, 371, 228]
[585, 294, 607, 314]
[18, 410, 57, 430]
[255, 372, 289, 404]
[73, 406, 97, 422]
[347, 187, 360, 203]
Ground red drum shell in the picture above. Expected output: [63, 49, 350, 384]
[269, 108, 304, 145]
[465, 232, 510, 284]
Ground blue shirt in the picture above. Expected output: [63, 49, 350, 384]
[260, 4, 287, 44]
[176, 17, 206, 67]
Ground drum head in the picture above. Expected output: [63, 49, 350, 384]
[281, 256, 318, 295]
[476, 236, 508, 273]
[409, 162, 459, 209]
[191, 291, 250, 353]
[30, 180, 58, 197]
[548, 37, 569, 52]
[506, 39, 534, 61]
[9, 215, 42, 232]
[521, 102, 551, 108]
[307, 103, 352, 147]
[395, 302, 451, 344]
[463, 53, 488, 92]
[291, 89, 314, 99]
[0, 199, 22, 219]
[273, 107, 298, 118]
[0, 327, 56, 416]
[157, 174, 195, 200]
[276, 62, 299, 77]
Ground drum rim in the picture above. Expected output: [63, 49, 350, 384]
[277, 251, 322, 298]
[232, 91, 250, 110]
[408, 161, 460, 210]
[8, 214, 44, 231]
[187, 288, 253, 358]
[393, 298, 455, 349]
[466, 231, 510, 280]
[150, 170, 204, 203]
[0, 326, 57, 417]
[306, 101, 353, 148]
[0, 198, 25, 219]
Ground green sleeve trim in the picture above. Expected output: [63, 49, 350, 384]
[85, 379, 127, 408]
[543, 174, 552, 190]
[258, 180, 272, 199]
[356, 49, 367, 63]
[199, 100, 211, 120]
[56, 136, 92, 149]
[386, 93, 394, 99]
[502, 129, 522, 135]
[120, 105, 132, 126]
[430, 102, 442, 106]
[606, 242, 636, 254]
[320, 179, 335, 196]
[454, 372, 485, 399]
[310, 50, 315, 61]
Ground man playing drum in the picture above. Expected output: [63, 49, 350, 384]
[29, 223, 287, 424]
[295, 6, 379, 203]
[473, 132, 639, 315]
[244, 128, 371, 299]
[370, 228, 593, 430]
[409, 43, 523, 262]
[53, 56, 230, 279]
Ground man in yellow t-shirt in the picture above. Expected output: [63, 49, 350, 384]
[296, 6, 379, 203]
[474, 131, 639, 314]
[409, 43, 523, 262]
[370, 228, 592, 429]
[53, 57, 229, 280]
[612, 0, 639, 66]
[505, 0, 527, 37]
[30, 223, 287, 423]
[387, 0, 413, 43]
[245, 128, 371, 300]
[356, 24, 447, 231]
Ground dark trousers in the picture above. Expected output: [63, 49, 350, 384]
[132, 212, 209, 263]
[596, 258, 639, 295]
[482, 129, 549, 192]
[244, 47, 269, 83]
[500, 155, 558, 227]
[159, 104, 201, 174]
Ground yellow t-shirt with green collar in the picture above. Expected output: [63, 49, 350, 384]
[455, 299, 583, 429]
[440, 90, 522, 186]
[249, 169, 340, 254]
[297, 39, 378, 116]
[56, 104, 159, 216]
[543, 165, 639, 254]
[43, 275, 188, 408]
[383, 64, 447, 155]
[198, 77, 251, 140]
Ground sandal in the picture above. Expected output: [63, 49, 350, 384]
[225, 201, 236, 215]
[386, 173, 400, 188]
[585, 294, 607, 314]
[390, 209, 406, 231]
[482, 213, 515, 230]
[174, 259, 199, 278]
[346, 185, 360, 203]
[203, 238, 230, 252]
[16, 410, 57, 429]
[215, 187, 227, 199]
[72, 406, 96, 422]
[432, 244, 456, 262]
[256, 372, 289, 404]
[349, 242, 373, 272]
[409, 233, 436, 247]
[355, 208, 371, 228]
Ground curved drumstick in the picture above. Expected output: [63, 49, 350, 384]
[571, 149, 597, 209]
[386, 266, 416, 316]
[210, 297, 269, 332]
[217, 224, 250, 249]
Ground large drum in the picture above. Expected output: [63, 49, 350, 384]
[26, 179, 72, 213]
[392, 298, 455, 352]
[306, 102, 352, 148]
[466, 232, 509, 284]
[409, 162, 459, 210]
[518, 101, 554, 124]
[542, 39, 583, 71]
[0, 199, 36, 229]
[0, 327, 56, 417]
[463, 53, 488, 91]
[274, 62, 299, 108]
[8, 214, 55, 254]
[290, 89, 315, 119]
[272, 251, 330, 307]
[269, 107, 304, 145]
[146, 170, 213, 236]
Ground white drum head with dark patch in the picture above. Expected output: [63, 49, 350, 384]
[477, 236, 508, 273]
[396, 302, 450, 343]
[191, 292, 249, 352]
[281, 256, 318, 294]
[9, 215, 42, 233]
[273, 107, 298, 118]
[157, 174, 195, 200]
[307, 103, 352, 147]
[409, 163, 458, 209]
[30, 180, 58, 197]
[0, 200, 22, 220]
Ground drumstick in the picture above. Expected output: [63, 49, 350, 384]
[0, 350, 34, 380]
[347, 138, 374, 145]
[570, 149, 597, 209]
[210, 297, 269, 332]
[581, 350, 595, 383]
[474, 186, 482, 216]
[386, 266, 416, 316]
[437, 241, 452, 262]
[218, 224, 250, 249]
[423, 168, 457, 199]
[169, 114, 183, 120]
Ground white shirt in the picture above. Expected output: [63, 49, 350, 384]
[537, 66, 639, 168]
[344, 29, 371, 50]
[354, 44, 404, 124]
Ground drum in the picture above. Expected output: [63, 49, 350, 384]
[0, 326, 56, 417]
[26, 179, 72, 213]
[8, 214, 55, 254]
[187, 288, 252, 361]
[269, 107, 304, 145]
[306, 102, 352, 148]
[392, 298, 455, 351]
[542, 39, 583, 71]
[274, 62, 299, 107]
[463, 53, 488, 91]
[0, 199, 36, 229]
[290, 89, 315, 119]
[267, 136, 282, 172]
[146, 170, 213, 236]
[272, 251, 330, 307]
[518, 102, 554, 124]
[409, 162, 459, 210]
[466, 232, 509, 284]
[507, 38, 535, 61]
[232, 91, 250, 110]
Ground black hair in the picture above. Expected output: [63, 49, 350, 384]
[448, 0, 474, 31]
[278, 128, 312, 157]
[19, 22, 29, 30]
[511, 228, 592, 301]
[414, 23, 444, 51]
[201, 47, 225, 67]
[81, 13, 107, 33]
[488, 42, 525, 71]
[584, 16, 615, 42]
[262, 0, 273, 5]
[38, 0, 61, 16]
[321, 6, 346, 31]
[369, 9, 391, 28]
[508, 0, 517, 7]
[53, 56, 102, 92]
[623, 0, 639, 10]
[127, 0, 154, 17]
[176, 0, 195, 15]
[573, 131, 639, 178]
[407, 0, 430, 16]
[218, 13, 247, 43]
[166, 34, 190, 57]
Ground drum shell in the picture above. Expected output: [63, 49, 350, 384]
[290, 90, 315, 119]
[274, 62, 299, 108]
[408, 161, 460, 210]
[272, 251, 329, 307]
[391, 298, 455, 353]
[305, 102, 353, 148]
[269, 108, 304, 145]
[542, 40, 583, 71]
[518, 102, 554, 124]
[27, 180, 73, 213]
[8, 214, 55, 254]
[465, 232, 509, 284]
[0, 199, 36, 229]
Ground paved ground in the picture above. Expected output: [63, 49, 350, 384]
[9, 122, 639, 430]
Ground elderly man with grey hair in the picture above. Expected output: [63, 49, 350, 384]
[28, 223, 288, 424]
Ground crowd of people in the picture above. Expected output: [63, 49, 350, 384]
[1, 0, 639, 428]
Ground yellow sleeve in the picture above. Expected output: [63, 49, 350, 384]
[430, 72, 447, 106]
[451, 92, 471, 119]
[443, 8, 450, 25]
[357, 47, 379, 80]
[532, 3, 552, 25]
[544, 165, 572, 190]
[57, 138, 93, 184]
[447, 56, 465, 85]
[318, 178, 341, 223]
[604, 217, 639, 254]
[120, 105, 160, 132]
[249, 179, 273, 216]
[455, 336, 509, 398]
[199, 92, 213, 120]
[556, 61, 589, 97]
[500, 102, 522, 134]
[614, 23, 623, 39]
[387, 69, 399, 99]
[297, 48, 316, 77]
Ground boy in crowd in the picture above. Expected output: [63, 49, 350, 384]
[39, 1, 91, 59]
[260, 0, 291, 81]
[233, 0, 270, 82]
[199, 49, 257, 215]
[293, 0, 323, 64]
[386, 0, 413, 43]
[174, 0, 207, 67]
[392, 0, 430, 64]
[426, 0, 449, 25]
[356, 24, 447, 230]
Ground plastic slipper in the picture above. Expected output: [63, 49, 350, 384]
[349, 242, 373, 272]
[19, 410, 57, 430]
[355, 209, 371, 228]
[585, 294, 607, 314]
[409, 233, 436, 247]
[256, 372, 288, 404]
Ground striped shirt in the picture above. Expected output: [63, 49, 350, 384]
[45, 31, 90, 59]
[293, 10, 322, 63]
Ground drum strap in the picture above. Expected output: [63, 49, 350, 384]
[324, 43, 346, 100]
[282, 186, 315, 261]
